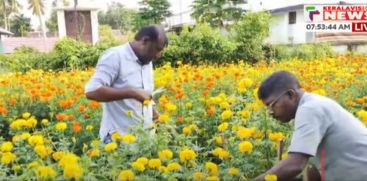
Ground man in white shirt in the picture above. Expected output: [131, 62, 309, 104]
[254, 71, 367, 181]
[85, 25, 167, 143]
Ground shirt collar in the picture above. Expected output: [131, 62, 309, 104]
[127, 42, 143, 65]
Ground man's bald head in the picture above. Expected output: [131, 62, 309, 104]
[134, 25, 168, 46]
[258, 71, 301, 100]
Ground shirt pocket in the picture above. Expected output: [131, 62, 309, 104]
[120, 69, 143, 89]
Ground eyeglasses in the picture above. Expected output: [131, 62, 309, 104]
[266, 90, 289, 114]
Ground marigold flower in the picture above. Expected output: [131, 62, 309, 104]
[238, 141, 253, 153]
[1, 142, 13, 152]
[35, 166, 57, 180]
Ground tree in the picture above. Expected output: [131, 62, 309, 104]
[231, 12, 271, 63]
[46, 10, 58, 33]
[10, 14, 31, 36]
[28, 0, 47, 41]
[136, 0, 171, 29]
[191, 0, 245, 28]
[0, 0, 21, 30]
[98, 2, 138, 33]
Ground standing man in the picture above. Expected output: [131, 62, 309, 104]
[254, 71, 367, 181]
[85, 25, 168, 143]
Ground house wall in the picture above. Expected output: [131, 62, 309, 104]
[267, 9, 308, 44]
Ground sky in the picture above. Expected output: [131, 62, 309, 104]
[16, 0, 367, 30]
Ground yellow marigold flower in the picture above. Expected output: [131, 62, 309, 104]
[122, 134, 136, 144]
[215, 136, 224, 145]
[268, 132, 284, 142]
[205, 175, 220, 181]
[179, 148, 197, 162]
[159, 166, 168, 173]
[238, 141, 253, 153]
[183, 126, 192, 135]
[237, 78, 253, 93]
[165, 103, 177, 112]
[41, 119, 49, 125]
[28, 135, 44, 146]
[205, 162, 219, 175]
[63, 164, 83, 180]
[265, 174, 278, 181]
[58, 153, 79, 168]
[1, 142, 13, 152]
[12, 164, 21, 171]
[221, 110, 233, 121]
[185, 102, 193, 109]
[55, 122, 67, 131]
[193, 172, 205, 180]
[219, 102, 230, 110]
[86, 125, 94, 131]
[1, 152, 16, 164]
[282, 152, 289, 159]
[212, 147, 230, 160]
[217, 122, 229, 132]
[158, 149, 173, 160]
[35, 166, 57, 180]
[136, 157, 149, 165]
[143, 99, 152, 106]
[228, 167, 240, 176]
[28, 160, 40, 168]
[357, 110, 367, 124]
[88, 149, 100, 157]
[111, 132, 123, 141]
[158, 113, 170, 123]
[22, 112, 31, 119]
[148, 158, 161, 169]
[167, 162, 181, 172]
[34, 145, 52, 158]
[21, 132, 31, 140]
[12, 135, 22, 143]
[237, 127, 255, 139]
[131, 161, 145, 172]
[125, 110, 134, 117]
[52, 151, 66, 161]
[312, 89, 327, 96]
[104, 142, 118, 152]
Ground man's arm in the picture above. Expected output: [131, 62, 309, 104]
[254, 153, 310, 181]
[85, 86, 151, 102]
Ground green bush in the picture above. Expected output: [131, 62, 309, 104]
[231, 12, 271, 63]
[267, 43, 335, 61]
[159, 24, 236, 65]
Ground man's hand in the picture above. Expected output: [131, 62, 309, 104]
[253, 153, 310, 181]
[133, 89, 152, 103]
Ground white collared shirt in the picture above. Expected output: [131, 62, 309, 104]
[85, 43, 154, 140]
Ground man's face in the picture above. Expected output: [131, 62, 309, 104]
[140, 36, 166, 64]
[262, 90, 297, 123]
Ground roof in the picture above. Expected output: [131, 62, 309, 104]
[0, 27, 13, 35]
[269, 4, 304, 14]
[3, 37, 59, 53]
[269, 2, 353, 14]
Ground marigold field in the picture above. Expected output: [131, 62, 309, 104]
[0, 56, 367, 180]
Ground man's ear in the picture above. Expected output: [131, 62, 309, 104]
[288, 89, 297, 100]
[141, 36, 150, 45]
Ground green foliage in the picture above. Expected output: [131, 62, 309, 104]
[266, 43, 335, 61]
[191, 0, 245, 28]
[46, 9, 58, 33]
[135, 0, 171, 29]
[10, 14, 31, 36]
[98, 2, 138, 33]
[231, 12, 271, 63]
[159, 24, 236, 65]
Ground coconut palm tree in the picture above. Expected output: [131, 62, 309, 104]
[28, 0, 46, 40]
[1, 0, 21, 30]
